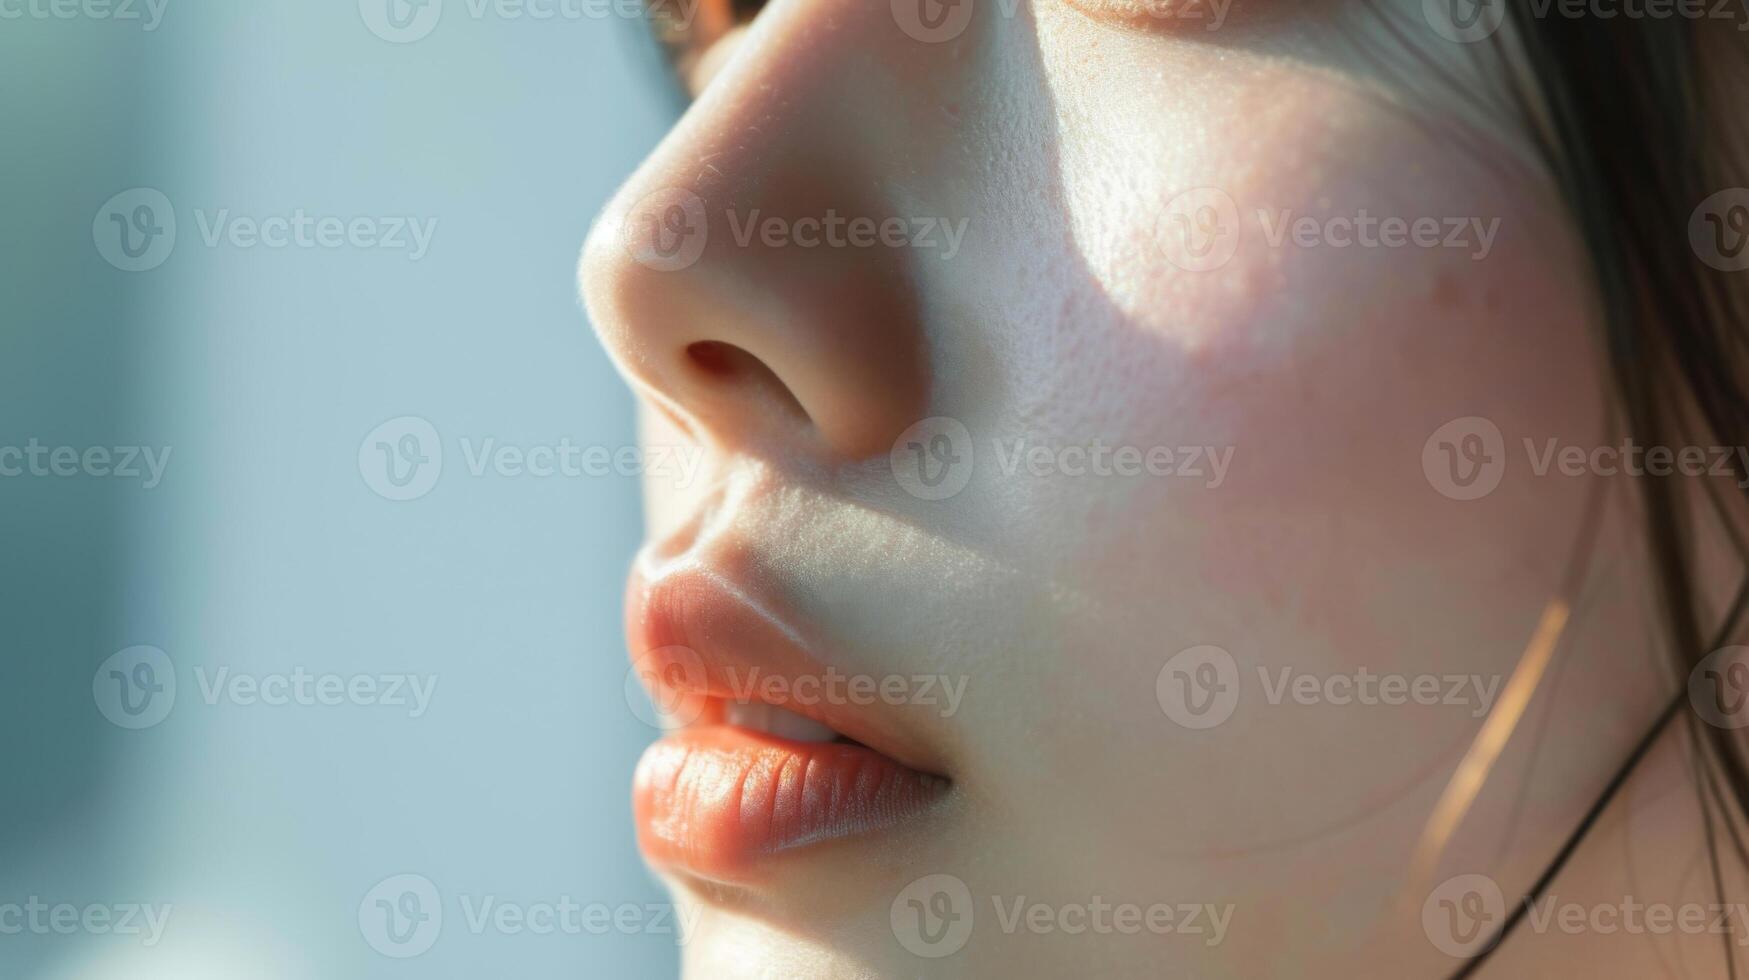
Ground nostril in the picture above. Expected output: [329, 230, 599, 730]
[684, 340, 749, 379]
[684, 341, 811, 422]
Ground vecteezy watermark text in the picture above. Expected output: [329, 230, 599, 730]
[1156, 645, 1501, 730]
[358, 874, 698, 958]
[92, 646, 439, 730]
[1156, 189, 1504, 271]
[0, 0, 168, 29]
[193, 209, 437, 260]
[0, 899, 171, 946]
[1255, 208, 1500, 260]
[1423, 874, 1749, 958]
[194, 666, 438, 718]
[359, 0, 698, 44]
[889, 0, 1235, 44]
[1422, 417, 1749, 501]
[990, 438, 1233, 486]
[358, 417, 710, 502]
[888, 417, 1237, 502]
[93, 188, 438, 272]
[617, 189, 971, 272]
[623, 648, 970, 730]
[1425, 0, 1749, 45]
[0, 440, 171, 489]
[457, 437, 704, 484]
[889, 873, 1233, 959]
[718, 665, 967, 716]
[723, 209, 968, 260]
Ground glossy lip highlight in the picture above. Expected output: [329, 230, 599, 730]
[634, 724, 948, 884]
[626, 553, 954, 886]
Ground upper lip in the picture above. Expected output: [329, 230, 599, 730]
[625, 535, 953, 781]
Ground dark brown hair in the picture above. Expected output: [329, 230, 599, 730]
[1453, 9, 1749, 977]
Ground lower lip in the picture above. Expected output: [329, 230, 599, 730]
[633, 723, 947, 884]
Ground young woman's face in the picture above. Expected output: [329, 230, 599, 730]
[581, 2, 1691, 976]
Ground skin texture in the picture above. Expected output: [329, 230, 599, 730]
[581, 1, 1744, 976]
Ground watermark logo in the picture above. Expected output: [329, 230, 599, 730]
[94, 648, 438, 727]
[891, 0, 975, 42]
[1157, 646, 1501, 728]
[1156, 645, 1240, 729]
[95, 190, 436, 267]
[1158, 194, 1501, 268]
[1691, 188, 1749, 272]
[363, 422, 706, 500]
[1423, 0, 1506, 42]
[360, 0, 443, 42]
[891, 874, 975, 958]
[620, 187, 709, 272]
[1468, 0, 1749, 31]
[93, 188, 176, 272]
[615, 192, 971, 270]
[1423, 874, 1749, 955]
[891, 417, 975, 501]
[892, 423, 1232, 495]
[92, 645, 176, 730]
[1423, 419, 1749, 500]
[890, 875, 1232, 958]
[360, 874, 697, 954]
[1157, 187, 1241, 272]
[623, 645, 709, 730]
[1690, 646, 1749, 729]
[1422, 417, 1506, 501]
[1423, 873, 1506, 957]
[360, 416, 443, 501]
[359, 874, 443, 958]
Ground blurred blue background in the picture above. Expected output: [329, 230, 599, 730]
[1, 2, 681, 976]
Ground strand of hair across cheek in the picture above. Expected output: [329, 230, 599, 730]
[1410, 474, 1611, 900]
[1445, 576, 1749, 980]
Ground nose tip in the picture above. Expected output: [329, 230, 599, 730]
[579, 172, 933, 462]
[576, 0, 983, 462]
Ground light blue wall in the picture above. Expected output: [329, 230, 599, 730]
[1, 3, 677, 976]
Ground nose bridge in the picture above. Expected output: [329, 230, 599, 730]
[661, 0, 969, 192]
[582, 0, 989, 459]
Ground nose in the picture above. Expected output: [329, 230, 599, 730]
[579, 0, 959, 460]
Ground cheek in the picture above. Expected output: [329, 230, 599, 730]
[1039, 44, 1607, 637]
[1027, 28, 1591, 468]
[1012, 257, 1608, 849]
[1185, 256, 1602, 665]
[1001, 39, 1614, 844]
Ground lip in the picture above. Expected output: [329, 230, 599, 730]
[626, 553, 952, 886]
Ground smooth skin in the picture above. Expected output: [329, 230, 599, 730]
[581, 1, 1741, 975]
